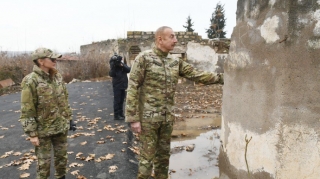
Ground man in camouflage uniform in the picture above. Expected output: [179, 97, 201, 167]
[20, 48, 76, 179]
[125, 26, 224, 179]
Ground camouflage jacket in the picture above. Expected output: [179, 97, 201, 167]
[20, 65, 72, 137]
[125, 47, 223, 123]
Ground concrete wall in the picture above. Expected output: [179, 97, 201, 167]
[220, 0, 320, 179]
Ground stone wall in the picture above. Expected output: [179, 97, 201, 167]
[220, 0, 320, 179]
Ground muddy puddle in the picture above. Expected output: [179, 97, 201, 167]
[169, 83, 223, 179]
[169, 114, 221, 179]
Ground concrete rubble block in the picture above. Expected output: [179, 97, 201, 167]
[145, 31, 153, 35]
[127, 31, 134, 35]
[134, 35, 142, 38]
[142, 35, 150, 39]
[0, 78, 15, 89]
[186, 32, 193, 35]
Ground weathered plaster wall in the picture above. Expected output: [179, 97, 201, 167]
[186, 42, 226, 73]
[80, 39, 118, 59]
[221, 0, 320, 179]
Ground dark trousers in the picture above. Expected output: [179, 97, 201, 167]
[113, 88, 126, 116]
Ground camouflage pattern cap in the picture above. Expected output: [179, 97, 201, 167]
[31, 48, 62, 61]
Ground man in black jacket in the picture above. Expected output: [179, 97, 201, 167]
[109, 54, 131, 120]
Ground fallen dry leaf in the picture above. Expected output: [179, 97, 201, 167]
[100, 153, 115, 160]
[0, 135, 4, 138]
[0, 154, 9, 158]
[20, 172, 30, 178]
[109, 165, 118, 173]
[5, 151, 13, 155]
[80, 141, 87, 146]
[71, 170, 79, 176]
[97, 141, 105, 144]
[13, 152, 22, 156]
[18, 163, 30, 170]
[69, 163, 78, 167]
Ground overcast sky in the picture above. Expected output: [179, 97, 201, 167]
[0, 0, 237, 53]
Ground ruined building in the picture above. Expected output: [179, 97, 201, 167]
[80, 31, 230, 73]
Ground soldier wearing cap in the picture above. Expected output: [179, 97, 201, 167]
[125, 26, 224, 179]
[20, 48, 76, 179]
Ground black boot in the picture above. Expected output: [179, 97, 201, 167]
[114, 114, 124, 120]
[59, 176, 65, 179]
[119, 113, 125, 119]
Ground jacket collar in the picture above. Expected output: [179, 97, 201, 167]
[153, 47, 169, 58]
[32, 65, 58, 80]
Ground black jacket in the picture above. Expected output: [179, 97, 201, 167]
[109, 63, 131, 89]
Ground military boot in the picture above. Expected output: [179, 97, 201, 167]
[114, 113, 124, 120]
[119, 112, 125, 119]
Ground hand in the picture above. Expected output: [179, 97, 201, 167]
[130, 122, 141, 133]
[69, 120, 77, 131]
[30, 137, 40, 146]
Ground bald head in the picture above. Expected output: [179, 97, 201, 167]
[155, 26, 172, 41]
[154, 26, 177, 52]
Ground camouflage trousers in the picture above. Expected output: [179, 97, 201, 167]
[137, 121, 173, 179]
[35, 132, 68, 179]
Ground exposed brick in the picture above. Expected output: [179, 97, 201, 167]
[133, 31, 142, 35]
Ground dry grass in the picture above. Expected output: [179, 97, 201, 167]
[0, 51, 111, 95]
